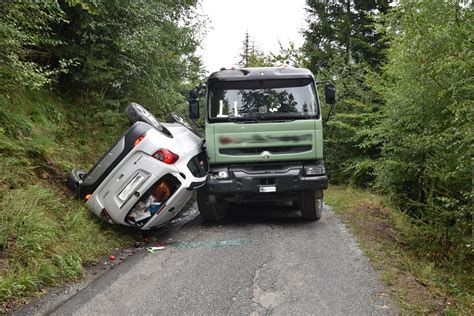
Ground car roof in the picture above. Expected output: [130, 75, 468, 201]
[207, 67, 314, 83]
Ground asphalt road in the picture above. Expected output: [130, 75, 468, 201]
[49, 203, 395, 315]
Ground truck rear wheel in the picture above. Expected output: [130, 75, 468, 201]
[197, 187, 228, 222]
[300, 190, 323, 221]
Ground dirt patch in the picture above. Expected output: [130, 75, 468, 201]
[33, 155, 74, 197]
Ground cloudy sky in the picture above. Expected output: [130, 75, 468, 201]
[197, 0, 308, 74]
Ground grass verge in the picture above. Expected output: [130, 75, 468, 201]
[325, 186, 473, 315]
[0, 90, 140, 312]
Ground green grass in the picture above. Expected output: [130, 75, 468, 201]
[325, 186, 473, 315]
[0, 90, 140, 311]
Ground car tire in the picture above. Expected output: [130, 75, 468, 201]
[300, 190, 323, 221]
[125, 102, 163, 131]
[166, 112, 200, 136]
[197, 187, 228, 222]
[67, 168, 87, 196]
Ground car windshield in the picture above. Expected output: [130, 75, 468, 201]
[208, 79, 318, 121]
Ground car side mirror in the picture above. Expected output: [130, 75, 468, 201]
[189, 88, 200, 119]
[324, 83, 336, 104]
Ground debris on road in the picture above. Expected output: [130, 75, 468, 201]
[167, 239, 247, 249]
[147, 246, 166, 253]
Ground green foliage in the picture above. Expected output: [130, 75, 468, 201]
[303, 0, 388, 186]
[0, 91, 138, 309]
[375, 0, 473, 265]
[0, 0, 204, 113]
[304, 0, 391, 72]
[238, 31, 273, 67]
[54, 0, 204, 114]
[326, 186, 473, 314]
[303, 0, 472, 274]
[320, 59, 384, 186]
[0, 1, 66, 90]
[269, 42, 307, 67]
[0, 0, 204, 309]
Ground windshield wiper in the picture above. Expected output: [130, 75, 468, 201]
[231, 113, 315, 123]
[231, 117, 259, 123]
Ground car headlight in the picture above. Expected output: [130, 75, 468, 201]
[304, 164, 326, 176]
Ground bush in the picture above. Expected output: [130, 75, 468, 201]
[375, 0, 473, 266]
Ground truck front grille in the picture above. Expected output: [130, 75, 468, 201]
[219, 145, 311, 156]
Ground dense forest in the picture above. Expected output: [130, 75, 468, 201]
[0, 0, 472, 311]
[305, 0, 473, 270]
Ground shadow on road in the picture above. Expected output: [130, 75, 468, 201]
[206, 202, 312, 226]
[146, 201, 321, 239]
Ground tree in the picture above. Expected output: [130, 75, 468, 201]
[239, 31, 251, 67]
[303, 0, 391, 186]
[52, 0, 204, 115]
[304, 0, 391, 73]
[0, 1, 67, 90]
[238, 32, 272, 67]
[0, 0, 205, 117]
[374, 0, 473, 263]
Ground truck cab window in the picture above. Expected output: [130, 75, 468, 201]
[208, 79, 318, 121]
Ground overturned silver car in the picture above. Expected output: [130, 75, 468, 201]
[68, 103, 207, 229]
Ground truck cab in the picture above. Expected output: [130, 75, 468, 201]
[189, 67, 334, 221]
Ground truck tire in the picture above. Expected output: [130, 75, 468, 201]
[125, 102, 163, 131]
[197, 187, 228, 222]
[300, 190, 323, 221]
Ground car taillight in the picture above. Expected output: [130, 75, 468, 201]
[152, 149, 179, 164]
[134, 134, 146, 146]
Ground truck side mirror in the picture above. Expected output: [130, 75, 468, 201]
[189, 88, 200, 119]
[324, 83, 336, 104]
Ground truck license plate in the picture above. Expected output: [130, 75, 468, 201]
[259, 185, 276, 193]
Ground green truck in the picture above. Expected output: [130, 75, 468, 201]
[189, 67, 335, 222]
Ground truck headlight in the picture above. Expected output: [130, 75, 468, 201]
[304, 164, 325, 176]
[210, 170, 229, 180]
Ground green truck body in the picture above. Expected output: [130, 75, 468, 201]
[205, 119, 324, 164]
[189, 67, 333, 221]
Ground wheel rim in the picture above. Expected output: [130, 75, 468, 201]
[173, 113, 192, 130]
[136, 105, 162, 129]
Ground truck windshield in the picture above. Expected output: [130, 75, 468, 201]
[208, 79, 318, 121]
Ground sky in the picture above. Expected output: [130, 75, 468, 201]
[197, 0, 308, 74]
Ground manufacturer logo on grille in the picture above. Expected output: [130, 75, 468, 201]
[260, 151, 271, 161]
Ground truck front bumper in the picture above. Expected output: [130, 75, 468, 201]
[206, 163, 328, 195]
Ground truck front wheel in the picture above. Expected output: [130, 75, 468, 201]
[197, 187, 228, 222]
[300, 190, 323, 221]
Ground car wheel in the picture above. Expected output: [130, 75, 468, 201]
[125, 102, 163, 131]
[197, 187, 228, 222]
[166, 112, 200, 136]
[67, 168, 87, 196]
[300, 190, 323, 221]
